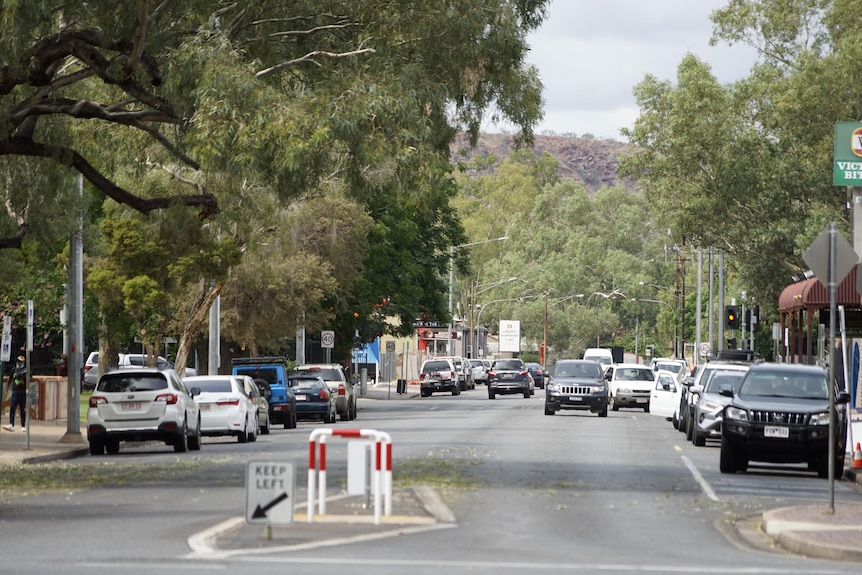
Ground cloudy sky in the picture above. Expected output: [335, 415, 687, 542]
[486, 0, 760, 141]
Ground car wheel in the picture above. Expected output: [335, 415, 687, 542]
[452, 387, 460, 396]
[174, 421, 189, 453]
[188, 418, 202, 451]
[610, 394, 619, 411]
[644, 404, 650, 413]
[89, 440, 105, 456]
[105, 440, 120, 455]
[340, 405, 351, 421]
[598, 405, 608, 417]
[544, 404, 554, 415]
[248, 415, 258, 442]
[523, 390, 530, 398]
[289, 410, 298, 429]
[261, 414, 270, 435]
[719, 436, 741, 474]
[421, 389, 430, 397]
[693, 428, 706, 447]
[672, 412, 679, 429]
[488, 390, 495, 399]
[350, 399, 357, 420]
[685, 414, 695, 441]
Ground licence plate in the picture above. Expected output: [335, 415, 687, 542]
[295, 395, 308, 401]
[121, 402, 141, 412]
[636, 398, 648, 404]
[568, 396, 583, 401]
[764, 426, 789, 438]
[199, 403, 211, 411]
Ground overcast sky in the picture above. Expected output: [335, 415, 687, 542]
[485, 0, 760, 141]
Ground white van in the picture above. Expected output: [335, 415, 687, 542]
[582, 348, 614, 367]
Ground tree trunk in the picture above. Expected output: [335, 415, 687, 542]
[174, 279, 225, 375]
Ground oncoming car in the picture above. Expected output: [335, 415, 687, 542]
[487, 358, 531, 399]
[605, 363, 655, 411]
[544, 360, 607, 417]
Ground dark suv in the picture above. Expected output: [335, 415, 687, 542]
[544, 360, 607, 417]
[488, 358, 531, 399]
[719, 363, 850, 478]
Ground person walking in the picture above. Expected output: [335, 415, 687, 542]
[4, 355, 27, 431]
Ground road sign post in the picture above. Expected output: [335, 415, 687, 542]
[246, 461, 295, 526]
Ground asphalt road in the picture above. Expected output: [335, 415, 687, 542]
[1, 390, 860, 574]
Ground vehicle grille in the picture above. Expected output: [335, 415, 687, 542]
[751, 411, 807, 425]
[559, 385, 594, 395]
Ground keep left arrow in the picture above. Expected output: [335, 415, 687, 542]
[252, 492, 289, 519]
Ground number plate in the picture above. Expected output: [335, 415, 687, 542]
[764, 426, 789, 438]
[568, 396, 583, 401]
[636, 398, 648, 404]
[199, 403, 211, 411]
[295, 394, 308, 401]
[121, 402, 141, 412]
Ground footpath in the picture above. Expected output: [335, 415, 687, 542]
[2, 380, 862, 563]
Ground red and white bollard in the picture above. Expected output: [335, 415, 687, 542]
[307, 428, 392, 524]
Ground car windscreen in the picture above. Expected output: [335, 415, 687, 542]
[554, 363, 602, 379]
[295, 368, 341, 380]
[422, 361, 450, 373]
[98, 374, 168, 393]
[740, 372, 828, 399]
[192, 379, 234, 393]
[616, 368, 655, 381]
[235, 367, 279, 384]
[654, 363, 684, 374]
[494, 360, 522, 371]
[704, 371, 745, 393]
[291, 378, 324, 390]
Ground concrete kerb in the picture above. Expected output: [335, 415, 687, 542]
[762, 503, 862, 563]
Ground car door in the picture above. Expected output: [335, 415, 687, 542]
[649, 371, 678, 418]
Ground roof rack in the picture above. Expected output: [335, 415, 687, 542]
[230, 356, 288, 365]
[706, 349, 757, 362]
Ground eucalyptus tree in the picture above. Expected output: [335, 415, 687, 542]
[1, 1, 549, 362]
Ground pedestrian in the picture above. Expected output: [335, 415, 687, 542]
[4, 355, 27, 432]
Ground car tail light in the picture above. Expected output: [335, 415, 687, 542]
[89, 396, 107, 407]
[216, 398, 240, 406]
[155, 393, 179, 405]
[320, 389, 329, 400]
[449, 371, 456, 379]
[520, 370, 528, 376]
[338, 383, 345, 396]
[84, 365, 94, 372]
[420, 373, 426, 380]
[488, 371, 496, 378]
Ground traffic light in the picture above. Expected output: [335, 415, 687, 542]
[725, 305, 740, 329]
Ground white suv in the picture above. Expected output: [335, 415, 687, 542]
[87, 368, 202, 455]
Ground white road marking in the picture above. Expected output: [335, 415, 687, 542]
[682, 454, 721, 502]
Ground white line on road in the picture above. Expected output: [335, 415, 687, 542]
[682, 455, 721, 502]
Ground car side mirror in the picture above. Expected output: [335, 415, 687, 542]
[718, 386, 734, 398]
[837, 391, 851, 404]
[662, 383, 672, 392]
[690, 385, 703, 396]
[683, 377, 694, 387]
[190, 386, 201, 397]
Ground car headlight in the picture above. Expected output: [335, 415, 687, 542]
[809, 412, 830, 426]
[725, 406, 749, 422]
[547, 383, 559, 392]
[593, 385, 606, 393]
[616, 387, 631, 394]
[698, 398, 721, 412]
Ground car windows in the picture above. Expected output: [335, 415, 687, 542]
[193, 379, 234, 393]
[656, 374, 676, 390]
[99, 374, 168, 393]
[494, 360, 522, 370]
[705, 371, 745, 393]
[741, 372, 827, 399]
[291, 378, 324, 390]
[617, 368, 654, 381]
[235, 367, 279, 384]
[655, 362, 684, 374]
[423, 361, 450, 372]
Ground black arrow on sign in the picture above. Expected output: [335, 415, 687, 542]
[252, 492, 289, 519]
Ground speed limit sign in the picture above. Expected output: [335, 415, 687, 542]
[321, 330, 335, 349]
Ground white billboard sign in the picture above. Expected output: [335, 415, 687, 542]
[498, 320, 521, 353]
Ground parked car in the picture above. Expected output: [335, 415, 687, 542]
[290, 375, 338, 422]
[651, 358, 689, 377]
[544, 359, 607, 416]
[232, 357, 295, 428]
[469, 359, 488, 385]
[87, 368, 202, 455]
[83, 351, 100, 390]
[525, 362, 547, 389]
[293, 364, 356, 420]
[419, 358, 461, 397]
[440, 356, 473, 390]
[605, 363, 655, 411]
[649, 369, 682, 420]
[680, 360, 751, 441]
[582, 347, 614, 367]
[690, 366, 749, 446]
[487, 358, 531, 399]
[184, 375, 258, 443]
[719, 363, 850, 478]
[238, 375, 271, 435]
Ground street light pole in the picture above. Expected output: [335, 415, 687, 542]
[448, 236, 508, 355]
[475, 294, 536, 357]
[470, 276, 519, 359]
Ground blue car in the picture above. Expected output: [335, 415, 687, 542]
[525, 362, 546, 389]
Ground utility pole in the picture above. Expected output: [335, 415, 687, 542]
[62, 174, 84, 444]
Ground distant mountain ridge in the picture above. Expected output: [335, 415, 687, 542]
[452, 133, 634, 194]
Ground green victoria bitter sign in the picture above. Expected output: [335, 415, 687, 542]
[834, 121, 862, 186]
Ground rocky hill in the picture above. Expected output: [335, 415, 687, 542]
[452, 132, 635, 194]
